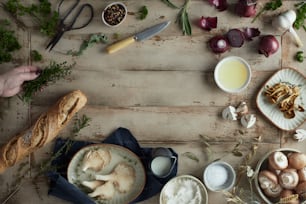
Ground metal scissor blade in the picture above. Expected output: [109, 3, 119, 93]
[46, 31, 64, 51]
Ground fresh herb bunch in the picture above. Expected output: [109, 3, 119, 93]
[161, 0, 179, 9]
[31, 50, 42, 62]
[177, 0, 191, 35]
[22, 61, 73, 103]
[137, 6, 148, 20]
[252, 0, 282, 23]
[67, 34, 108, 56]
[3, 0, 59, 36]
[0, 19, 21, 64]
[294, 2, 306, 31]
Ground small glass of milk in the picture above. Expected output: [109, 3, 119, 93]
[214, 56, 251, 93]
[150, 147, 177, 178]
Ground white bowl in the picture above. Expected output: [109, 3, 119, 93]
[102, 2, 127, 27]
[254, 148, 300, 204]
[160, 175, 208, 204]
[203, 161, 236, 192]
[214, 56, 251, 93]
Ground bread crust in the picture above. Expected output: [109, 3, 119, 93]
[0, 90, 87, 173]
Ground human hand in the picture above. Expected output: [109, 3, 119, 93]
[0, 66, 40, 97]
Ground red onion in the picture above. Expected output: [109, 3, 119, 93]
[198, 16, 217, 31]
[207, 0, 228, 11]
[243, 27, 260, 41]
[209, 35, 230, 53]
[235, 0, 257, 17]
[226, 29, 245, 47]
[258, 35, 279, 57]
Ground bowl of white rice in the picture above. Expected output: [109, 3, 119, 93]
[160, 175, 208, 204]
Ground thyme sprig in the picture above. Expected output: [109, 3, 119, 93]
[177, 0, 191, 35]
[252, 0, 282, 23]
[0, 19, 21, 64]
[21, 61, 73, 103]
[67, 34, 108, 56]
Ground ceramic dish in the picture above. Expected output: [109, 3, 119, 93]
[256, 68, 306, 131]
[203, 161, 236, 192]
[160, 175, 208, 204]
[102, 2, 127, 27]
[254, 148, 300, 204]
[67, 144, 145, 204]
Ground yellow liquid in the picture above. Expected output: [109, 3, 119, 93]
[217, 59, 249, 90]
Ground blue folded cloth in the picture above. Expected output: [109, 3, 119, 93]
[48, 127, 178, 204]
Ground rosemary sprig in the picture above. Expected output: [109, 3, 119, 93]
[67, 34, 108, 56]
[21, 61, 73, 103]
[252, 0, 282, 23]
[161, 0, 179, 9]
[177, 0, 191, 35]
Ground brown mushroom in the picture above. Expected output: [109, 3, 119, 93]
[296, 181, 306, 200]
[263, 184, 283, 198]
[280, 189, 299, 204]
[298, 167, 306, 182]
[288, 153, 306, 170]
[279, 169, 299, 190]
[269, 151, 289, 170]
[258, 170, 278, 189]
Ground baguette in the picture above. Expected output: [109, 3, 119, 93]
[0, 90, 87, 173]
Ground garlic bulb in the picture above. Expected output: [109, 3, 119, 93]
[293, 129, 306, 142]
[241, 114, 256, 128]
[222, 106, 237, 120]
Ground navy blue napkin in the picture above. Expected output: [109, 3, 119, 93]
[48, 127, 178, 203]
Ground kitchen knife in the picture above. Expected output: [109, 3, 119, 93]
[106, 21, 171, 54]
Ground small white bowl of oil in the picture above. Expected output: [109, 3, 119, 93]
[214, 56, 251, 93]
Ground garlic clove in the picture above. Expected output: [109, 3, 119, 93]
[240, 114, 256, 128]
[236, 101, 249, 118]
[222, 106, 238, 120]
[293, 129, 306, 142]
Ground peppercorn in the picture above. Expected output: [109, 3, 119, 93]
[103, 4, 126, 26]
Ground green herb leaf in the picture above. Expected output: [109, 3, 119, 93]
[176, 0, 191, 35]
[182, 152, 199, 162]
[294, 2, 306, 31]
[22, 61, 73, 103]
[252, 0, 282, 23]
[30, 50, 42, 61]
[295, 51, 304, 62]
[0, 20, 21, 64]
[67, 33, 108, 56]
[73, 114, 91, 134]
[137, 6, 148, 20]
[161, 0, 179, 9]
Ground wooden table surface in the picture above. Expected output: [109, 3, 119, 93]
[0, 0, 305, 203]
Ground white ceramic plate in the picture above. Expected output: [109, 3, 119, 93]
[256, 68, 306, 131]
[67, 144, 146, 204]
[160, 175, 208, 204]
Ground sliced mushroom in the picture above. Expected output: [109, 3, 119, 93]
[82, 149, 111, 172]
[240, 114, 256, 128]
[236, 101, 249, 118]
[95, 162, 135, 193]
[288, 152, 306, 170]
[82, 180, 104, 190]
[279, 169, 299, 189]
[264, 83, 291, 104]
[88, 181, 116, 200]
[268, 151, 289, 170]
[222, 106, 237, 120]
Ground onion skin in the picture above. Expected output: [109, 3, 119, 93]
[198, 16, 217, 31]
[227, 29, 245, 47]
[258, 35, 279, 57]
[209, 35, 230, 53]
[235, 0, 257, 17]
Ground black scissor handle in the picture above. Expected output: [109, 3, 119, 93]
[69, 4, 94, 30]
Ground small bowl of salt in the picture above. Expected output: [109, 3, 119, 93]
[203, 161, 236, 192]
[160, 175, 208, 204]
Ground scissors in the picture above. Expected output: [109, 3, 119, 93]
[46, 0, 94, 51]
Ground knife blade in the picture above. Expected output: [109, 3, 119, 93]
[106, 21, 171, 54]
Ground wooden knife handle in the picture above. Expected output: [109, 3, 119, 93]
[106, 36, 136, 54]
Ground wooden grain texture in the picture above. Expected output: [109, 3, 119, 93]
[0, 0, 305, 204]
